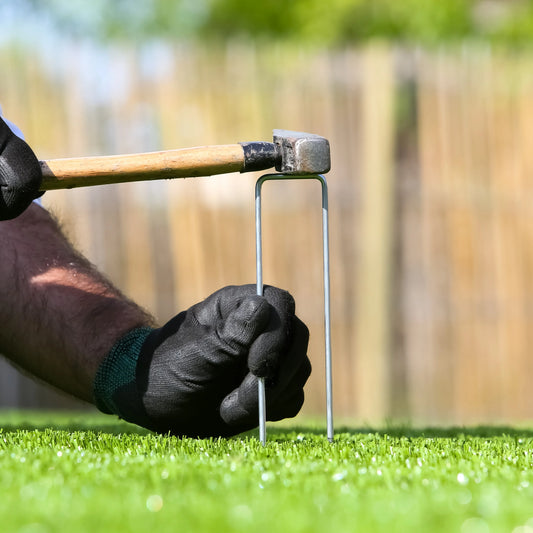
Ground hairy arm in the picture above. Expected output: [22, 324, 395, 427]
[0, 202, 154, 402]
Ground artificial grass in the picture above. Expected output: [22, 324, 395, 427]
[2, 412, 533, 532]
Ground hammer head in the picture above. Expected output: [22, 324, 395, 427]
[273, 129, 331, 175]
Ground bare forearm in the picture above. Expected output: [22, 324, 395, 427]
[0, 203, 154, 402]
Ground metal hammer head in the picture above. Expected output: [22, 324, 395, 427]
[273, 129, 331, 175]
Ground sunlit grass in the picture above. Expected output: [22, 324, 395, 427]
[1, 412, 533, 532]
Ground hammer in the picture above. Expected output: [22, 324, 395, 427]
[39, 129, 331, 190]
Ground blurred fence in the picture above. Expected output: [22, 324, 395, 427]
[1, 41, 533, 425]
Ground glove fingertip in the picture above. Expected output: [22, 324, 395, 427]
[235, 294, 269, 322]
[220, 373, 259, 426]
[220, 389, 251, 426]
[218, 295, 270, 349]
[263, 285, 296, 316]
[248, 352, 279, 379]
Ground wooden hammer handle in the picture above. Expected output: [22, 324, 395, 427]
[39, 144, 246, 190]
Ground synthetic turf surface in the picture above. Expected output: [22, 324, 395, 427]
[1, 412, 533, 532]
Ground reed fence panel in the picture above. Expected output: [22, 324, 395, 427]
[1, 42, 533, 425]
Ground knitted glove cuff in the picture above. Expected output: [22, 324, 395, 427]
[93, 327, 153, 416]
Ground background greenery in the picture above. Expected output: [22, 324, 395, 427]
[5, 0, 533, 45]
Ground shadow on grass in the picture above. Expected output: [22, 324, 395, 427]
[2, 411, 533, 440]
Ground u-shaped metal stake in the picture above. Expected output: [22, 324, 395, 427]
[255, 173, 333, 445]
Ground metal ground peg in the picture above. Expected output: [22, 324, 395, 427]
[255, 173, 333, 445]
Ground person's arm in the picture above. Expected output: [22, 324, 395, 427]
[0, 203, 154, 401]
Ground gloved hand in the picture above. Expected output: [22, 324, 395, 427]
[94, 285, 311, 437]
[0, 116, 42, 220]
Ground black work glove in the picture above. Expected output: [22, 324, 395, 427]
[94, 285, 311, 438]
[0, 117, 42, 220]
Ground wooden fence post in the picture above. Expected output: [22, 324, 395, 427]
[354, 43, 396, 421]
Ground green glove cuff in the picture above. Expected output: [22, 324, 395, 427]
[93, 327, 154, 416]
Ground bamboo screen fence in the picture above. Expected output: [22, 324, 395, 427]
[1, 41, 533, 426]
